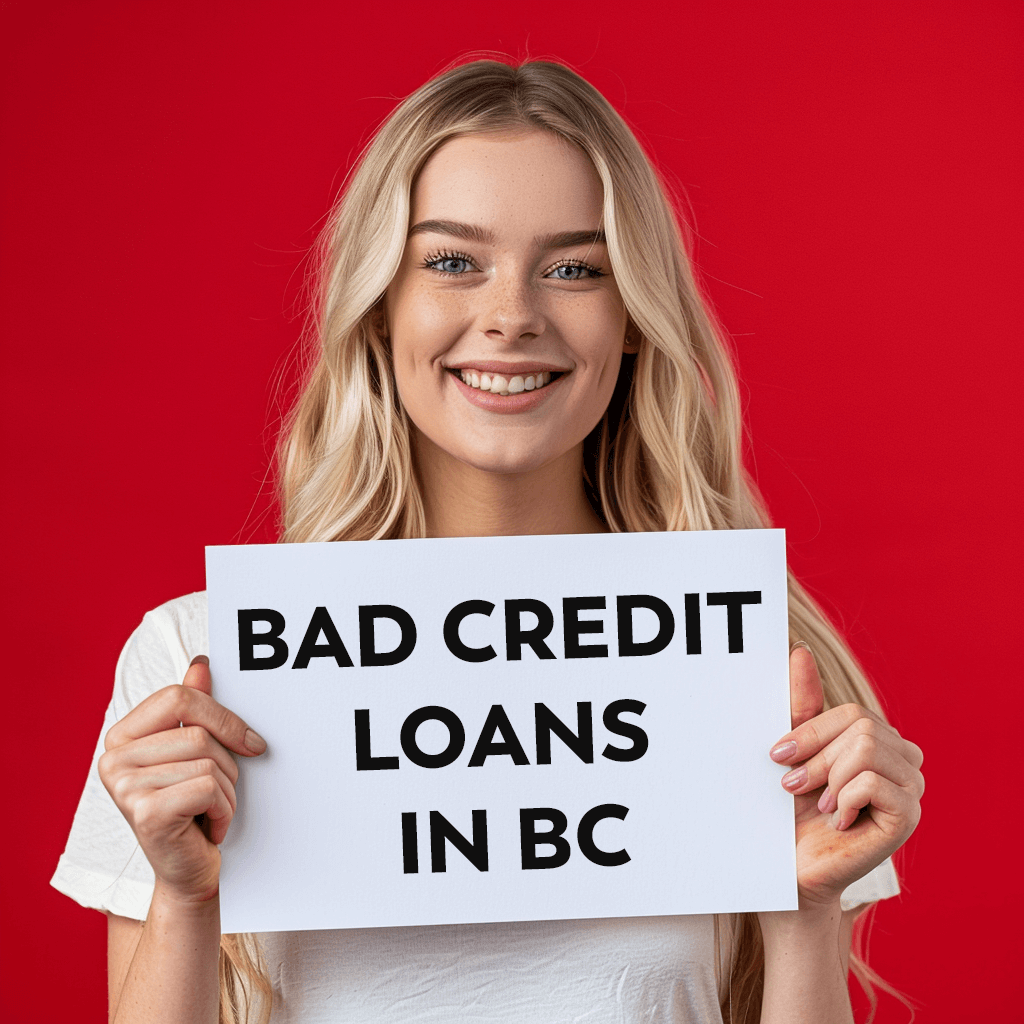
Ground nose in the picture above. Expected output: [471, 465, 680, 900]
[478, 274, 546, 344]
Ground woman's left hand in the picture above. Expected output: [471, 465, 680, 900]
[768, 645, 925, 909]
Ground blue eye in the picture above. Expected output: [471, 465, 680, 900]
[546, 261, 603, 281]
[422, 251, 604, 280]
[423, 250, 475, 276]
[434, 257, 470, 274]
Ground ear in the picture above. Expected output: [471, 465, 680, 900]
[623, 319, 641, 353]
[368, 297, 390, 340]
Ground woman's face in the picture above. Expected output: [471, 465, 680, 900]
[384, 130, 629, 477]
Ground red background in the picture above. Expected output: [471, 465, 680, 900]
[3, 2, 1020, 1020]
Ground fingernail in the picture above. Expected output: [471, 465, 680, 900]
[244, 728, 267, 754]
[781, 766, 807, 791]
[190, 655, 209, 667]
[817, 787, 832, 813]
[832, 809, 854, 831]
[770, 741, 798, 763]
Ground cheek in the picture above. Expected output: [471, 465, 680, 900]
[576, 313, 627, 390]
[391, 291, 468, 374]
[582, 353, 624, 434]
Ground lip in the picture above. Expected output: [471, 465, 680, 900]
[449, 370, 567, 414]
[444, 360, 572, 375]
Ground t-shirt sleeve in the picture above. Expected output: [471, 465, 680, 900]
[839, 856, 900, 911]
[50, 594, 206, 921]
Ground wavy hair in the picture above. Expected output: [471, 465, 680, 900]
[221, 56, 896, 1024]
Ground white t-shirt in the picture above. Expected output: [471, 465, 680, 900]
[51, 592, 900, 1024]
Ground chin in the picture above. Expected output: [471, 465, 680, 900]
[457, 447, 556, 476]
[458, 450, 552, 477]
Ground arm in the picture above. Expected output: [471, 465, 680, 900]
[757, 905, 863, 1023]
[107, 895, 220, 1024]
[98, 656, 266, 1023]
[757, 646, 923, 1022]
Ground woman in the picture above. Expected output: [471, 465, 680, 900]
[53, 58, 924, 1023]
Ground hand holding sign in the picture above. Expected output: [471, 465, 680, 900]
[98, 656, 267, 902]
[770, 644, 925, 909]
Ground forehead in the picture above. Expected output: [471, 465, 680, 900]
[410, 131, 604, 236]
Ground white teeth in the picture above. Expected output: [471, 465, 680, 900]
[456, 369, 559, 394]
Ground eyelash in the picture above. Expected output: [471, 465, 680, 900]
[421, 249, 605, 279]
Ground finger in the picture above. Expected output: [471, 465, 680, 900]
[132, 775, 234, 843]
[183, 655, 212, 696]
[181, 658, 220, 835]
[788, 643, 824, 730]
[813, 736, 922, 814]
[903, 738, 925, 771]
[102, 725, 240, 786]
[105, 684, 266, 758]
[768, 643, 825, 763]
[770, 702, 891, 765]
[779, 716, 917, 796]
[831, 770, 921, 838]
[113, 758, 238, 817]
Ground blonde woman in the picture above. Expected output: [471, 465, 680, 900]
[53, 58, 924, 1024]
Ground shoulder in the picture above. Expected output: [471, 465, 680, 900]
[113, 591, 209, 713]
[140, 590, 209, 655]
[51, 591, 210, 918]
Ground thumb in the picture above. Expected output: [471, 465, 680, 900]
[789, 642, 824, 729]
[182, 654, 212, 696]
[182, 654, 214, 835]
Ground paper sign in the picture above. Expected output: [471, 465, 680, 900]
[206, 529, 796, 934]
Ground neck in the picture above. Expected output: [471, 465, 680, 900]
[413, 433, 607, 539]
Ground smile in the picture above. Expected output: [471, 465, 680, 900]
[448, 368, 563, 396]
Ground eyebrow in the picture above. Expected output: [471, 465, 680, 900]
[408, 219, 607, 250]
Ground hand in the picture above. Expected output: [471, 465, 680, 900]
[768, 644, 924, 909]
[98, 655, 267, 902]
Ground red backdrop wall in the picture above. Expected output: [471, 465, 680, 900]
[3, 3, 1020, 1020]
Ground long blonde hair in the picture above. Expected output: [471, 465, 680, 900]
[221, 56, 894, 1024]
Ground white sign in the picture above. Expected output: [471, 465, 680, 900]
[207, 530, 796, 934]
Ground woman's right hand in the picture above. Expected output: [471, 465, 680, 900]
[98, 655, 267, 902]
